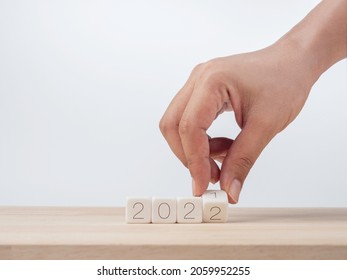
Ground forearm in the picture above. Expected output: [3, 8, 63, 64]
[279, 0, 347, 84]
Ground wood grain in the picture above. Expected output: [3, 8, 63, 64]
[0, 207, 346, 259]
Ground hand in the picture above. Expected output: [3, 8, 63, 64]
[159, 41, 314, 203]
[160, 0, 347, 203]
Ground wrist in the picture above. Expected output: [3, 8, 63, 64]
[268, 35, 318, 93]
[275, 33, 322, 88]
[275, 0, 347, 86]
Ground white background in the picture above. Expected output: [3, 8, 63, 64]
[0, 0, 346, 207]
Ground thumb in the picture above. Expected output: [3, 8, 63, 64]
[220, 122, 274, 204]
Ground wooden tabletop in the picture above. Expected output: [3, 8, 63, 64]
[0, 207, 346, 260]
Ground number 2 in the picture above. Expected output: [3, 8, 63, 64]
[133, 202, 144, 219]
[183, 202, 195, 219]
[210, 206, 221, 220]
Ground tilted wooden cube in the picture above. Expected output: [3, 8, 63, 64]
[202, 190, 228, 223]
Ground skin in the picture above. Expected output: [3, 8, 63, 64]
[160, 0, 347, 203]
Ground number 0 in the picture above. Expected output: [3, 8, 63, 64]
[158, 203, 171, 219]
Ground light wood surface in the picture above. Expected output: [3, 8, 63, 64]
[0, 207, 346, 260]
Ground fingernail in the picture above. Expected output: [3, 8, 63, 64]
[210, 178, 217, 184]
[228, 179, 242, 203]
[192, 178, 198, 196]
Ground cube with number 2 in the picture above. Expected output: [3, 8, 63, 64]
[126, 197, 152, 224]
[202, 190, 228, 223]
[177, 197, 203, 223]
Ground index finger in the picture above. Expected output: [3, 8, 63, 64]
[179, 81, 227, 195]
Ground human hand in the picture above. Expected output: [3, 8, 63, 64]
[159, 0, 346, 204]
[159, 41, 314, 203]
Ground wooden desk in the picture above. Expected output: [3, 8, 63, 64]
[0, 207, 346, 259]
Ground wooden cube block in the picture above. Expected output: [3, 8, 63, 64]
[177, 197, 203, 224]
[152, 198, 177, 224]
[202, 190, 228, 223]
[126, 197, 152, 224]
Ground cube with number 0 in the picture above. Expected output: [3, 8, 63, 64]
[126, 197, 152, 224]
[177, 197, 202, 223]
[202, 190, 228, 223]
[152, 197, 177, 224]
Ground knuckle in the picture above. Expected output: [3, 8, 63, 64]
[204, 73, 222, 90]
[178, 118, 193, 136]
[199, 60, 225, 93]
[191, 63, 205, 74]
[159, 116, 176, 137]
[203, 58, 222, 71]
[234, 155, 254, 174]
[186, 155, 209, 170]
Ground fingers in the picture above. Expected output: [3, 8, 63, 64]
[179, 83, 226, 196]
[220, 121, 275, 204]
[210, 158, 220, 185]
[179, 115, 210, 196]
[209, 137, 234, 159]
[159, 67, 199, 167]
[161, 63, 236, 196]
